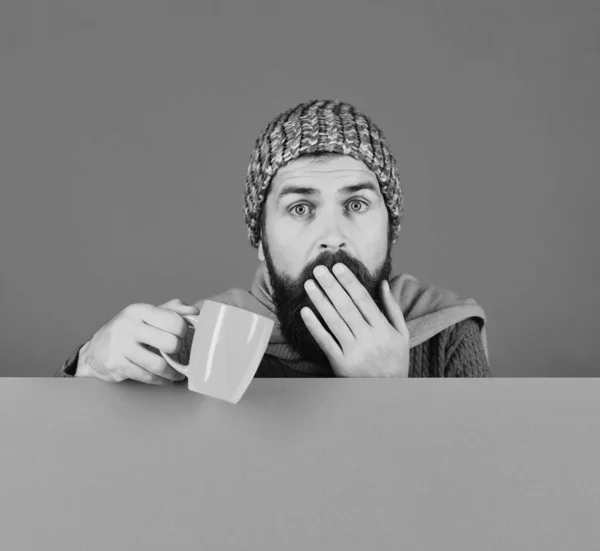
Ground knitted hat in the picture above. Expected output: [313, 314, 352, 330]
[243, 99, 404, 249]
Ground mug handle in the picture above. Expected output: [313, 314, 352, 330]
[159, 313, 199, 376]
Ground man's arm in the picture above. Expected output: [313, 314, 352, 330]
[444, 317, 492, 377]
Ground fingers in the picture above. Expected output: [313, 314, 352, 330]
[158, 298, 201, 314]
[124, 343, 185, 382]
[300, 307, 344, 362]
[134, 322, 182, 355]
[304, 279, 355, 346]
[133, 303, 193, 336]
[123, 361, 171, 385]
[381, 280, 409, 336]
[326, 264, 383, 328]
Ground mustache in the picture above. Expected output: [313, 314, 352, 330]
[298, 251, 370, 285]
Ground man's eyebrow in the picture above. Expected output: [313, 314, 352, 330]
[276, 181, 379, 205]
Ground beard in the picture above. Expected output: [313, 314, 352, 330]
[262, 238, 393, 367]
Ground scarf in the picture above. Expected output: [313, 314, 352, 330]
[193, 262, 490, 375]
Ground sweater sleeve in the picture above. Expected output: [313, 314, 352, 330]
[53, 344, 86, 378]
[444, 317, 492, 378]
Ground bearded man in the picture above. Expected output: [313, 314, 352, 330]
[55, 99, 490, 381]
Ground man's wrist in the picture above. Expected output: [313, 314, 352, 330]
[74, 341, 94, 378]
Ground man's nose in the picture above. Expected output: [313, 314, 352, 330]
[317, 219, 347, 252]
[319, 237, 346, 253]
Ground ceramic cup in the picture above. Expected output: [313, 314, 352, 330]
[160, 300, 274, 404]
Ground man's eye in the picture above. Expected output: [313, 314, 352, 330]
[291, 204, 312, 216]
[348, 200, 366, 212]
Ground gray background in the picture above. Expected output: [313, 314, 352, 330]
[1, 1, 598, 377]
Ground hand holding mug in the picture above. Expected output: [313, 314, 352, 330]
[77, 298, 198, 385]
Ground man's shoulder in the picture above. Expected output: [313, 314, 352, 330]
[446, 317, 483, 342]
[416, 317, 481, 348]
[410, 317, 488, 377]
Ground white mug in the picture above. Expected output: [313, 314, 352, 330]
[160, 300, 274, 404]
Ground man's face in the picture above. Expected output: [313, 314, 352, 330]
[258, 155, 393, 366]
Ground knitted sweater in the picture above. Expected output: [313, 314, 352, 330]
[53, 316, 490, 379]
